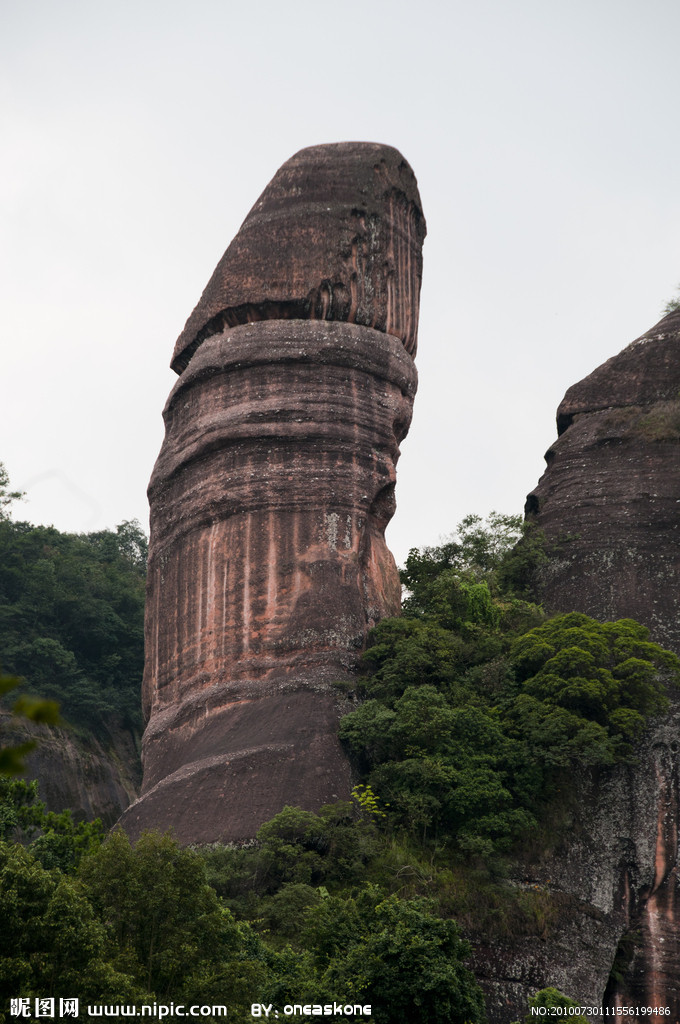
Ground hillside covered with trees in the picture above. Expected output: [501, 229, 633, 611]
[0, 466, 146, 743]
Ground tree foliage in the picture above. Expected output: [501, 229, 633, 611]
[340, 516, 678, 857]
[0, 840, 144, 1017]
[400, 512, 547, 611]
[507, 613, 673, 766]
[662, 284, 680, 314]
[0, 793, 489, 1024]
[0, 506, 146, 734]
[77, 830, 266, 1011]
[0, 462, 24, 521]
[299, 886, 485, 1024]
[0, 777, 103, 871]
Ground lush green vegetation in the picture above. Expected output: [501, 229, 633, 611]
[0, 781, 486, 1024]
[339, 515, 676, 862]
[0, 466, 146, 735]
[1, 493, 676, 1021]
[0, 783, 267, 1020]
[519, 988, 588, 1024]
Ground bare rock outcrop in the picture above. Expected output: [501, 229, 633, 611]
[523, 307, 680, 1016]
[2, 713, 140, 827]
[526, 307, 680, 654]
[120, 143, 425, 845]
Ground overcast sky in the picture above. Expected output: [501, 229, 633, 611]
[3, 0, 680, 567]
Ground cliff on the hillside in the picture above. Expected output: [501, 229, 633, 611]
[471, 691, 680, 1021]
[2, 712, 140, 827]
[521, 308, 680, 1017]
[0, 515, 146, 824]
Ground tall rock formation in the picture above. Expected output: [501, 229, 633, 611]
[120, 143, 425, 845]
[525, 307, 680, 1015]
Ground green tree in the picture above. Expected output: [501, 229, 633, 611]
[0, 514, 146, 733]
[522, 987, 587, 1024]
[341, 685, 537, 851]
[508, 613, 676, 766]
[301, 885, 486, 1024]
[400, 512, 546, 611]
[77, 830, 266, 1011]
[0, 776, 104, 870]
[0, 463, 23, 521]
[340, 523, 677, 860]
[0, 840, 142, 1018]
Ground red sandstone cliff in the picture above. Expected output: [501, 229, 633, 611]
[120, 143, 425, 844]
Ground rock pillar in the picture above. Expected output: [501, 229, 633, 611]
[120, 142, 425, 844]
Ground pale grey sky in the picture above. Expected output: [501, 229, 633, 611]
[3, 0, 680, 566]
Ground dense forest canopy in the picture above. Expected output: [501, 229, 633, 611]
[0, 467, 146, 736]
[342, 515, 675, 855]
[0, 472, 677, 1023]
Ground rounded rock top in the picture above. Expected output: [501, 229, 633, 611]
[171, 141, 427, 373]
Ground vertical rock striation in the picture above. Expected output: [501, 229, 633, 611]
[120, 143, 425, 845]
[525, 308, 680, 1015]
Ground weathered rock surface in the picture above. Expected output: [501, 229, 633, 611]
[521, 307, 680, 1017]
[470, 696, 680, 1022]
[171, 142, 426, 372]
[121, 143, 425, 844]
[2, 712, 140, 827]
[527, 308, 680, 654]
